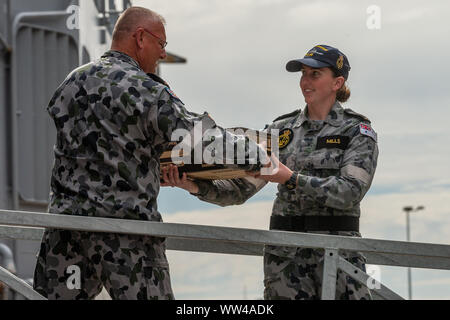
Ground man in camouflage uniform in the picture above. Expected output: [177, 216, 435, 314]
[164, 45, 378, 299]
[33, 7, 263, 300]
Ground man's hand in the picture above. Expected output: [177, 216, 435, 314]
[161, 165, 200, 194]
[247, 153, 293, 184]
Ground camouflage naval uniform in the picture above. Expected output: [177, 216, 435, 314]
[192, 102, 379, 300]
[33, 50, 262, 300]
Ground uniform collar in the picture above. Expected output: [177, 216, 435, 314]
[102, 50, 171, 88]
[294, 101, 344, 128]
[102, 50, 141, 70]
[293, 108, 309, 128]
[147, 73, 170, 88]
[325, 102, 345, 127]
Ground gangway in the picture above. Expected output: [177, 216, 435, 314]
[1, 209, 450, 300]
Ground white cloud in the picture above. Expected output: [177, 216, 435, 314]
[164, 201, 272, 229]
[287, 1, 354, 23]
[383, 4, 437, 24]
[167, 251, 264, 299]
[360, 189, 450, 245]
[414, 276, 450, 287]
[164, 201, 271, 299]
[371, 130, 450, 189]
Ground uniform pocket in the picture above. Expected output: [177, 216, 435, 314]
[311, 149, 344, 169]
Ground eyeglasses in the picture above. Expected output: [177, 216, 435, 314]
[141, 28, 168, 49]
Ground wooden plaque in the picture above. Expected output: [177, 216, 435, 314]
[160, 128, 271, 180]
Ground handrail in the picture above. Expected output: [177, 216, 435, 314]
[0, 266, 46, 300]
[1, 209, 450, 300]
[1, 210, 449, 263]
[1, 225, 448, 270]
[0, 243, 16, 274]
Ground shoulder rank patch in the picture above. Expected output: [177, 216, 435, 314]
[147, 73, 169, 86]
[273, 109, 301, 122]
[316, 135, 350, 150]
[164, 87, 184, 105]
[359, 123, 377, 142]
[344, 108, 370, 123]
[279, 128, 293, 149]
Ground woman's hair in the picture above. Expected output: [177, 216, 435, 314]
[332, 68, 351, 103]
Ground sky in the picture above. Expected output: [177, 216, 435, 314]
[132, 0, 450, 299]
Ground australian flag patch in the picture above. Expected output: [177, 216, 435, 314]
[359, 123, 377, 142]
[165, 87, 184, 105]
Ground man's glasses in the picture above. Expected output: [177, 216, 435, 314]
[142, 28, 168, 49]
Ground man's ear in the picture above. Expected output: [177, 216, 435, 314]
[134, 29, 145, 49]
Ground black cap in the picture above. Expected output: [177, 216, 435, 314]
[286, 45, 351, 79]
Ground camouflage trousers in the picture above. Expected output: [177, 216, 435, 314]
[263, 246, 372, 300]
[33, 229, 174, 300]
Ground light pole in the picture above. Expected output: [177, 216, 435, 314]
[403, 205, 425, 300]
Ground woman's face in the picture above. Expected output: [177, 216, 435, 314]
[299, 65, 342, 106]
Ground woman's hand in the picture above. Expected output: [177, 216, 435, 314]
[161, 165, 200, 194]
[247, 153, 293, 184]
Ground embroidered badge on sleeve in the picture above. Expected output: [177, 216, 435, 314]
[359, 123, 377, 142]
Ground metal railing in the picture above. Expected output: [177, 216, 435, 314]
[1, 209, 450, 300]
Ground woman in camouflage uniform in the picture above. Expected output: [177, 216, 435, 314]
[162, 45, 378, 300]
